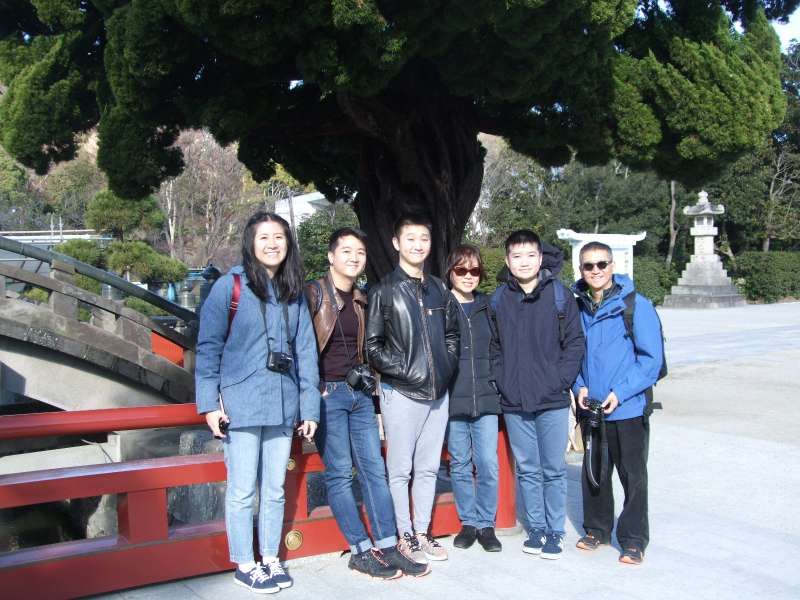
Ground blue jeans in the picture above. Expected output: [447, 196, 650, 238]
[316, 382, 397, 553]
[504, 407, 569, 536]
[447, 414, 499, 529]
[223, 425, 294, 563]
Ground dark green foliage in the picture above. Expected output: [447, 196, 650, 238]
[296, 205, 359, 281]
[54, 239, 105, 267]
[84, 189, 164, 240]
[477, 247, 507, 294]
[53, 239, 104, 294]
[0, 3, 789, 239]
[106, 240, 187, 283]
[632, 257, 679, 306]
[731, 251, 800, 301]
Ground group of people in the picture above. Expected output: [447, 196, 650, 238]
[195, 210, 664, 594]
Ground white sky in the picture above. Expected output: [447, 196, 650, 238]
[773, 10, 800, 49]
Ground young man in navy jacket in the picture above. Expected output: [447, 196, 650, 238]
[572, 241, 664, 565]
[491, 230, 585, 559]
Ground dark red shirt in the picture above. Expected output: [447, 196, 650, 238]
[319, 288, 359, 381]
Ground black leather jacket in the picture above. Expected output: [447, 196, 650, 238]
[366, 267, 460, 401]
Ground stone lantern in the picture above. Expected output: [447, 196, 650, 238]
[663, 191, 746, 308]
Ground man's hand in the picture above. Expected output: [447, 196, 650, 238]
[297, 420, 317, 441]
[205, 409, 229, 439]
[602, 391, 619, 415]
[577, 387, 589, 410]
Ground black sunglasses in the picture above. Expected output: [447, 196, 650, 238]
[581, 260, 611, 272]
[453, 266, 481, 277]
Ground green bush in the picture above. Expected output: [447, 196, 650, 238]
[731, 251, 800, 302]
[125, 297, 169, 317]
[632, 257, 678, 306]
[477, 247, 506, 294]
[53, 239, 105, 268]
[22, 287, 50, 304]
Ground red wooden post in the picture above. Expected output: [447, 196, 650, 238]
[118, 489, 169, 543]
[495, 425, 517, 529]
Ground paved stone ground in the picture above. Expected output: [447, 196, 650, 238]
[95, 302, 800, 600]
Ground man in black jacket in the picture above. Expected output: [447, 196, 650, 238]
[366, 213, 460, 568]
[491, 230, 584, 560]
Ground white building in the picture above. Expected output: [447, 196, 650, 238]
[274, 191, 332, 231]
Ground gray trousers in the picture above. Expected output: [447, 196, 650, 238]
[379, 385, 449, 536]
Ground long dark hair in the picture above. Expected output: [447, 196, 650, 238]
[241, 211, 304, 302]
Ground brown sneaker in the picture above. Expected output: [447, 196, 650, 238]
[416, 532, 448, 561]
[576, 532, 607, 551]
[619, 547, 644, 565]
[399, 532, 428, 565]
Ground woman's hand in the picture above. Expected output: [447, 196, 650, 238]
[205, 409, 229, 439]
[296, 420, 317, 441]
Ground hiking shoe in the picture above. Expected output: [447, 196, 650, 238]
[416, 532, 448, 561]
[382, 545, 431, 577]
[541, 533, 564, 560]
[453, 525, 478, 549]
[348, 548, 402, 579]
[476, 527, 502, 552]
[399, 532, 428, 565]
[263, 559, 293, 589]
[576, 532, 606, 551]
[619, 547, 644, 565]
[233, 564, 279, 594]
[522, 529, 547, 555]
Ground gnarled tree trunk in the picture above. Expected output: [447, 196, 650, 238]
[341, 93, 485, 281]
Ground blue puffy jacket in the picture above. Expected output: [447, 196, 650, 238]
[571, 274, 663, 422]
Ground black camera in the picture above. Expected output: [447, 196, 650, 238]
[585, 398, 604, 429]
[345, 363, 377, 395]
[267, 351, 293, 374]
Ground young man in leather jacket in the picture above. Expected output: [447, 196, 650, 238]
[366, 214, 460, 567]
[306, 227, 429, 579]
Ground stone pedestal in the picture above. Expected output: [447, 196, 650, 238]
[556, 229, 647, 283]
[663, 191, 746, 309]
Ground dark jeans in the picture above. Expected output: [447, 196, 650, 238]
[582, 416, 650, 551]
[316, 382, 397, 554]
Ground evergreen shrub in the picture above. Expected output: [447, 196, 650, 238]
[732, 252, 800, 302]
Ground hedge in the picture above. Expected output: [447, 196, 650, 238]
[730, 251, 800, 302]
[633, 257, 679, 306]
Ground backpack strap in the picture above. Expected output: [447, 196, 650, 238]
[622, 291, 636, 342]
[553, 281, 568, 348]
[305, 279, 324, 318]
[226, 273, 241, 339]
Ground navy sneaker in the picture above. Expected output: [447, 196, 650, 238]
[263, 559, 293, 589]
[541, 533, 564, 560]
[522, 529, 547, 555]
[348, 548, 402, 579]
[382, 545, 431, 577]
[233, 564, 279, 594]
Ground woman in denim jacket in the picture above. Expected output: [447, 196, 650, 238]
[195, 212, 320, 594]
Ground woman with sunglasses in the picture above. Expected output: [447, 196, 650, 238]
[195, 211, 320, 594]
[444, 245, 504, 553]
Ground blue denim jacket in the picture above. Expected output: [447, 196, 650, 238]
[195, 265, 320, 427]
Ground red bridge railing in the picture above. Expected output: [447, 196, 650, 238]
[0, 405, 517, 599]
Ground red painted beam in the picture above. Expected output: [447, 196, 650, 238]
[0, 404, 205, 441]
[0, 454, 226, 509]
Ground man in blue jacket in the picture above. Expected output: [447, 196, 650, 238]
[491, 230, 585, 560]
[572, 241, 664, 566]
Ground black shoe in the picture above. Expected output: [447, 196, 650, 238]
[348, 548, 402, 579]
[476, 527, 502, 552]
[381, 545, 431, 577]
[453, 525, 478, 549]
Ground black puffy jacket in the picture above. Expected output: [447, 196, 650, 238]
[366, 267, 460, 402]
[448, 292, 502, 418]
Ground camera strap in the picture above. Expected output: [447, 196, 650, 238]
[260, 299, 293, 356]
[583, 417, 609, 489]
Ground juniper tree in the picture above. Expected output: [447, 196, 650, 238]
[0, 1, 794, 277]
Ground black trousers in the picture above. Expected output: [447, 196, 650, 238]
[581, 416, 649, 551]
